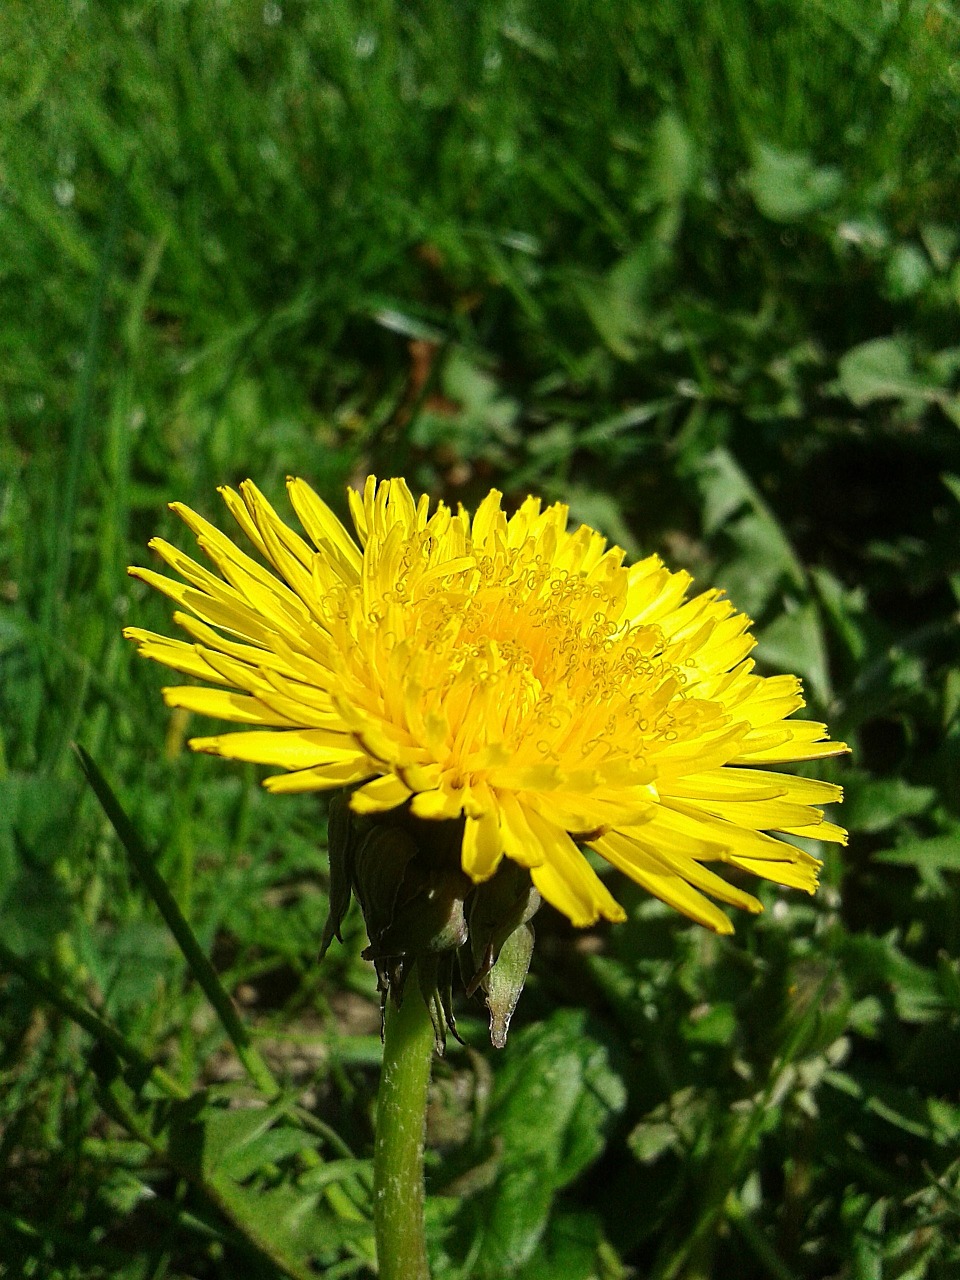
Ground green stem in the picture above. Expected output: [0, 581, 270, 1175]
[373, 978, 435, 1280]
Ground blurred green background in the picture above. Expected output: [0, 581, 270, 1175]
[3, 2, 960, 1277]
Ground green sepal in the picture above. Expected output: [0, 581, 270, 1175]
[462, 859, 540, 996]
[484, 921, 535, 1049]
[353, 824, 421, 953]
[373, 853, 470, 960]
[320, 803, 540, 1051]
[352, 812, 470, 964]
[415, 952, 463, 1055]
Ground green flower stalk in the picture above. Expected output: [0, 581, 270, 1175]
[373, 973, 435, 1280]
[126, 473, 848, 1278]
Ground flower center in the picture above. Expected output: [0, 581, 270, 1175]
[324, 524, 688, 781]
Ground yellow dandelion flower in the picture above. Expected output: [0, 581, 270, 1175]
[125, 476, 847, 935]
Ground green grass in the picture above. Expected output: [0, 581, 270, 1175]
[3, 0, 960, 1275]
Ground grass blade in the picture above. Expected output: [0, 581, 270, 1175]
[0, 937, 187, 1099]
[74, 743, 281, 1099]
[44, 159, 131, 627]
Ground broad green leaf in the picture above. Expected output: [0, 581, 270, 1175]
[920, 222, 958, 272]
[756, 600, 831, 705]
[885, 243, 931, 300]
[649, 110, 695, 206]
[475, 1009, 626, 1277]
[215, 1124, 319, 1182]
[839, 934, 943, 1023]
[565, 487, 641, 559]
[836, 337, 943, 407]
[873, 833, 960, 871]
[513, 1210, 615, 1280]
[745, 143, 843, 223]
[681, 1001, 736, 1047]
[411, 348, 519, 460]
[810, 566, 870, 663]
[575, 244, 661, 361]
[714, 513, 802, 618]
[166, 1095, 373, 1276]
[627, 1120, 678, 1165]
[167, 1094, 286, 1181]
[841, 774, 936, 833]
[73, 916, 172, 1016]
[694, 449, 805, 616]
[696, 446, 756, 536]
[853, 1196, 886, 1280]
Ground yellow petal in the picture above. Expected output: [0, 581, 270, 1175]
[497, 792, 546, 868]
[169, 612, 313, 684]
[147, 537, 239, 601]
[239, 479, 314, 568]
[462, 806, 504, 881]
[666, 767, 842, 807]
[170, 502, 292, 596]
[349, 772, 412, 814]
[128, 567, 278, 648]
[778, 820, 847, 845]
[674, 795, 827, 833]
[162, 687, 295, 726]
[395, 761, 443, 792]
[263, 758, 377, 793]
[724, 853, 820, 893]
[189, 727, 360, 768]
[347, 480, 371, 547]
[218, 485, 270, 558]
[593, 831, 738, 933]
[410, 787, 465, 820]
[526, 808, 626, 927]
[123, 628, 231, 685]
[286, 476, 363, 576]
[735, 732, 849, 764]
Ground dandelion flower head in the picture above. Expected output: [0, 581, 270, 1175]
[125, 476, 847, 933]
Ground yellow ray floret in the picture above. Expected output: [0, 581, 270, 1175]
[125, 476, 848, 931]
